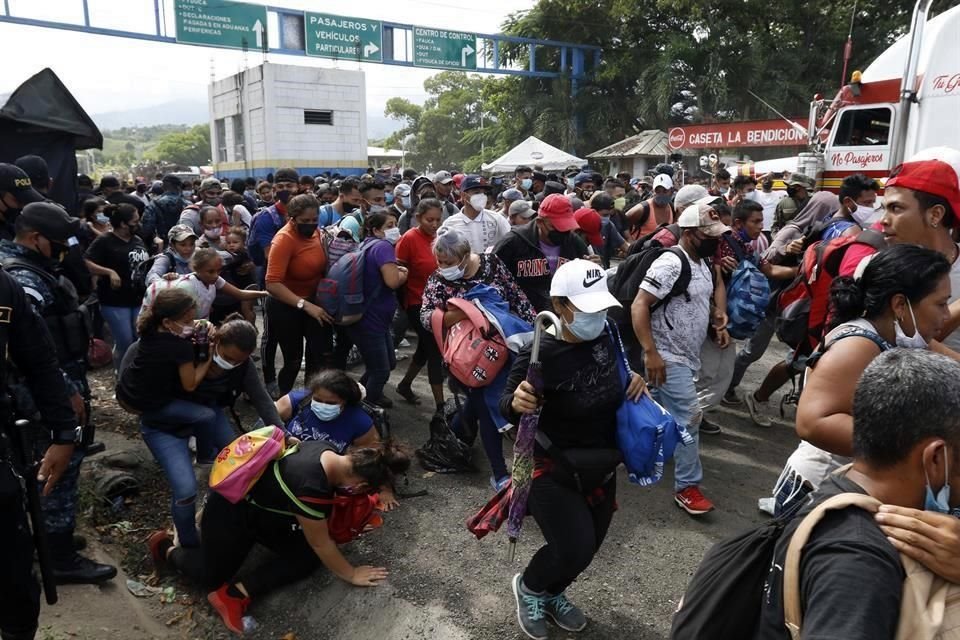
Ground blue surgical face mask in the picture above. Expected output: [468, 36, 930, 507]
[95, 213, 110, 225]
[172, 252, 190, 265]
[521, 178, 533, 190]
[401, 196, 412, 209]
[385, 192, 395, 205]
[565, 308, 608, 341]
[310, 399, 342, 422]
[924, 449, 951, 513]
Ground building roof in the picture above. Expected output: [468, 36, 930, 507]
[587, 130, 692, 159]
[367, 146, 403, 159]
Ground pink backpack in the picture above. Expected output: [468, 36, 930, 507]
[209, 426, 286, 503]
[431, 297, 508, 388]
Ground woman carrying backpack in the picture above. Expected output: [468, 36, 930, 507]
[149, 440, 410, 635]
[346, 212, 407, 408]
[503, 259, 646, 639]
[420, 228, 536, 491]
[769, 244, 952, 517]
[264, 194, 331, 394]
[145, 224, 196, 286]
[277, 369, 399, 510]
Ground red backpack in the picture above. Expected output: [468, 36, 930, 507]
[775, 229, 885, 354]
[430, 297, 508, 388]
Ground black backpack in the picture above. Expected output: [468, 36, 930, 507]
[670, 517, 788, 639]
[607, 244, 691, 330]
[131, 249, 178, 295]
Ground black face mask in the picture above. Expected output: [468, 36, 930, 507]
[546, 229, 569, 246]
[296, 222, 317, 238]
[276, 189, 292, 205]
[696, 236, 719, 258]
[342, 202, 357, 214]
[127, 222, 141, 234]
[654, 195, 672, 207]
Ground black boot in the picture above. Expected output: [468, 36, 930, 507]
[49, 531, 117, 585]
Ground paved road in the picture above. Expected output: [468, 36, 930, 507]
[246, 339, 801, 639]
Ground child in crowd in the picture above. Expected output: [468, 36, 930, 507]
[146, 224, 197, 286]
[211, 226, 257, 324]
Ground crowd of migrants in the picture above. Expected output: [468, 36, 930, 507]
[3, 148, 960, 640]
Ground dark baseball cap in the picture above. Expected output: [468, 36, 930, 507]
[14, 155, 50, 187]
[19, 202, 83, 243]
[274, 167, 299, 184]
[99, 175, 121, 190]
[460, 175, 491, 192]
[161, 173, 183, 188]
[0, 163, 44, 205]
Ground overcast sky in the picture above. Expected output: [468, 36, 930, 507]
[0, 0, 535, 124]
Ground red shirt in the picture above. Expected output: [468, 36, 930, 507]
[395, 227, 438, 308]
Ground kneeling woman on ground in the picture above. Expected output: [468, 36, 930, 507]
[151, 441, 410, 634]
[277, 370, 398, 509]
[502, 259, 646, 639]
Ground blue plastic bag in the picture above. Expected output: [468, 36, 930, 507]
[607, 322, 693, 486]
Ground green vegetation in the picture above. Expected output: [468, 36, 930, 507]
[94, 124, 210, 176]
[386, 0, 957, 172]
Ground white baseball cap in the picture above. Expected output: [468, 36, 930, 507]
[653, 174, 674, 191]
[677, 201, 731, 237]
[549, 259, 621, 313]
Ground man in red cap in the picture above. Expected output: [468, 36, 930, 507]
[494, 193, 596, 312]
[835, 158, 960, 351]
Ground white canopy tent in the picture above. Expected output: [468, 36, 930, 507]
[481, 136, 586, 173]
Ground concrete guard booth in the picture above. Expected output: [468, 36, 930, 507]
[0, 68, 103, 213]
[210, 62, 367, 180]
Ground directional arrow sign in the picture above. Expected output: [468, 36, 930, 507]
[174, 0, 267, 51]
[413, 28, 477, 70]
[304, 12, 383, 62]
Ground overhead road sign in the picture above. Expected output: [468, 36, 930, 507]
[413, 28, 477, 70]
[304, 12, 383, 62]
[174, 0, 266, 50]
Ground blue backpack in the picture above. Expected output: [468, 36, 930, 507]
[723, 235, 770, 340]
[315, 238, 384, 325]
[607, 322, 693, 486]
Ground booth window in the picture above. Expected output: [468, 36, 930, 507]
[233, 115, 245, 162]
[833, 107, 892, 146]
[215, 119, 228, 163]
[304, 110, 334, 125]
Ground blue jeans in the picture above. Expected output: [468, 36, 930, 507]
[452, 386, 508, 481]
[101, 304, 139, 371]
[140, 400, 236, 547]
[651, 362, 702, 492]
[348, 326, 396, 402]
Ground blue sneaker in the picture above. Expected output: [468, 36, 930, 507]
[545, 591, 587, 631]
[512, 573, 548, 640]
[490, 475, 511, 492]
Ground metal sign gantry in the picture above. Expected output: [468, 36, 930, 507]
[0, 0, 601, 82]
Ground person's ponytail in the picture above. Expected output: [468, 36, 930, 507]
[347, 439, 412, 488]
[827, 276, 866, 329]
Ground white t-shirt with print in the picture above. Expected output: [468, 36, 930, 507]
[440, 208, 510, 253]
[638, 245, 713, 371]
[140, 273, 225, 320]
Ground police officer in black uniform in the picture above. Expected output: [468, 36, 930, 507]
[0, 265, 79, 640]
[0, 202, 115, 584]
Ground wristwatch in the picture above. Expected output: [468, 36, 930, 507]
[296, 298, 306, 310]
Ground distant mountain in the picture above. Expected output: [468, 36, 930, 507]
[92, 99, 209, 130]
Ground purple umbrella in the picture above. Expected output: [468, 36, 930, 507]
[507, 311, 562, 561]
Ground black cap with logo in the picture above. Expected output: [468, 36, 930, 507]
[0, 163, 44, 205]
[19, 202, 83, 243]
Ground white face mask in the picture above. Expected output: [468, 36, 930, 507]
[743, 190, 760, 202]
[895, 299, 928, 349]
[204, 227, 221, 240]
[851, 204, 878, 226]
[469, 193, 488, 212]
[384, 227, 401, 244]
[212, 347, 239, 370]
[439, 257, 466, 281]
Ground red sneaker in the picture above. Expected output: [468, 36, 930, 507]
[207, 584, 250, 635]
[675, 486, 715, 515]
[147, 530, 172, 571]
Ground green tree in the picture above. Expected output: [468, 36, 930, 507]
[150, 124, 211, 166]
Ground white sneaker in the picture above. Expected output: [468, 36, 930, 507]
[744, 392, 773, 428]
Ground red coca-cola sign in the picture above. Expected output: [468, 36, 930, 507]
[666, 119, 810, 150]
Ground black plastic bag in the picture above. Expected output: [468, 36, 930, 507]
[416, 396, 474, 473]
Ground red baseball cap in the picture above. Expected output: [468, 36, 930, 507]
[573, 208, 603, 246]
[538, 194, 579, 232]
[886, 160, 960, 221]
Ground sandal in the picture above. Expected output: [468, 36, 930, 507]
[395, 383, 421, 405]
